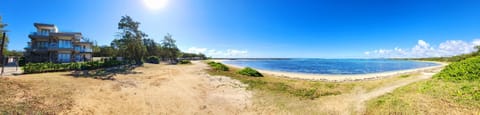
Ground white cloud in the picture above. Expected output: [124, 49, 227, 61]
[187, 47, 207, 54]
[365, 39, 480, 58]
[186, 47, 248, 58]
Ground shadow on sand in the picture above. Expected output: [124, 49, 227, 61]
[69, 65, 143, 80]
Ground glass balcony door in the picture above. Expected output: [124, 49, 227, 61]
[58, 53, 71, 63]
[58, 40, 72, 48]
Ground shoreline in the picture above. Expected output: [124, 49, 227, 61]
[213, 60, 448, 82]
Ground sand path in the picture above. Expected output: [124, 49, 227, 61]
[66, 61, 253, 114]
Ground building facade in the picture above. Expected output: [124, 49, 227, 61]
[24, 23, 93, 63]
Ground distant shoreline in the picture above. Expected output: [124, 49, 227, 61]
[214, 59, 447, 82]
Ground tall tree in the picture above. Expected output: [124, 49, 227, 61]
[113, 15, 147, 64]
[161, 33, 179, 63]
[0, 16, 9, 55]
[143, 38, 160, 57]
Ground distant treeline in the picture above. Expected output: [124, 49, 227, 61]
[396, 46, 480, 62]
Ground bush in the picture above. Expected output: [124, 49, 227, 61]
[237, 67, 263, 77]
[207, 61, 229, 71]
[146, 56, 160, 64]
[22, 59, 125, 74]
[18, 57, 26, 66]
[179, 60, 191, 64]
[434, 56, 480, 81]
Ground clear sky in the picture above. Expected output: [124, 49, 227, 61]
[1, 0, 480, 58]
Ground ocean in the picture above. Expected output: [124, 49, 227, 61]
[222, 59, 439, 75]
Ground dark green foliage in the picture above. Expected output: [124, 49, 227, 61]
[18, 56, 26, 66]
[207, 61, 229, 71]
[237, 67, 263, 77]
[179, 52, 206, 60]
[112, 15, 147, 65]
[146, 56, 160, 64]
[179, 60, 191, 64]
[434, 56, 480, 81]
[22, 59, 125, 74]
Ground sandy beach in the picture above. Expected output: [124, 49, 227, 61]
[215, 60, 447, 82]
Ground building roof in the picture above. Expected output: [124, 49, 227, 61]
[34, 23, 55, 28]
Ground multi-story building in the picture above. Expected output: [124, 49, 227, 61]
[24, 23, 93, 63]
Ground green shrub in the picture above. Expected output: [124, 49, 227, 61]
[207, 61, 229, 71]
[179, 60, 191, 64]
[18, 57, 26, 66]
[237, 67, 263, 77]
[434, 56, 480, 81]
[22, 59, 125, 74]
[146, 56, 160, 64]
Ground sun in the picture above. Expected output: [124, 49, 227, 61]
[143, 0, 168, 10]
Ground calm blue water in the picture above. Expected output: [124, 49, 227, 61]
[223, 59, 439, 75]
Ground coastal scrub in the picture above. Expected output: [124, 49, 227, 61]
[237, 67, 263, 77]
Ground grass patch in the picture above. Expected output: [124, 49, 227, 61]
[207, 61, 229, 71]
[207, 66, 344, 100]
[237, 67, 263, 77]
[178, 60, 192, 64]
[399, 74, 410, 78]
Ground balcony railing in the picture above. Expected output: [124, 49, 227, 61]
[74, 48, 93, 52]
[30, 32, 50, 36]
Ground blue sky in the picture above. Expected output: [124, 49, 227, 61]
[1, 0, 480, 58]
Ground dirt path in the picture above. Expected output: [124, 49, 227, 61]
[353, 71, 438, 113]
[66, 61, 253, 114]
[317, 67, 443, 114]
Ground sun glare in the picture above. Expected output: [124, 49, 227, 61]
[143, 0, 168, 10]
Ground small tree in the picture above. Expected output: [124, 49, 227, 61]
[161, 33, 180, 64]
[113, 15, 147, 65]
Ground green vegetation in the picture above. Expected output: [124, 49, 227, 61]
[18, 56, 26, 66]
[0, 16, 10, 55]
[111, 15, 147, 65]
[207, 61, 229, 71]
[367, 56, 480, 114]
[237, 67, 263, 77]
[92, 16, 204, 65]
[434, 56, 480, 81]
[179, 52, 207, 60]
[22, 59, 124, 73]
[179, 60, 191, 64]
[145, 56, 160, 64]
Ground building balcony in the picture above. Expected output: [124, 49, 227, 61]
[74, 47, 93, 53]
[30, 32, 49, 36]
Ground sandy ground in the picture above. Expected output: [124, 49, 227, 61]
[65, 61, 253, 114]
[217, 60, 447, 82]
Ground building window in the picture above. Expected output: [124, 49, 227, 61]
[36, 41, 48, 48]
[58, 40, 72, 48]
[58, 53, 71, 62]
